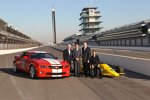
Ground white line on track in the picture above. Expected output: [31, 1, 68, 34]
[97, 52, 150, 61]
[5, 55, 28, 100]
[10, 76, 26, 100]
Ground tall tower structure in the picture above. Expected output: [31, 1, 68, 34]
[79, 7, 102, 35]
[52, 7, 57, 44]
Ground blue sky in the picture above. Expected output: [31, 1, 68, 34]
[0, 0, 150, 43]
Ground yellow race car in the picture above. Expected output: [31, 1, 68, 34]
[80, 63, 125, 77]
[99, 64, 125, 77]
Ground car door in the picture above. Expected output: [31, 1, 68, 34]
[24, 53, 32, 72]
[21, 52, 30, 72]
[15, 53, 24, 70]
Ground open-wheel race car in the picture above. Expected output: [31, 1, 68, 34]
[13, 51, 70, 79]
[80, 63, 125, 77]
[99, 64, 125, 77]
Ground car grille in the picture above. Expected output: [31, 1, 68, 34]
[48, 66, 63, 69]
[46, 72, 66, 75]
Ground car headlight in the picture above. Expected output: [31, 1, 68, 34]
[40, 66, 47, 68]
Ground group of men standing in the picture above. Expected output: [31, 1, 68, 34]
[63, 42, 102, 79]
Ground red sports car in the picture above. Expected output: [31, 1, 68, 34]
[13, 51, 70, 78]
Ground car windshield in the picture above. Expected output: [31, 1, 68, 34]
[30, 53, 56, 59]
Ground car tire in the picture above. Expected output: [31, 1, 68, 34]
[98, 67, 103, 78]
[13, 62, 19, 73]
[115, 66, 124, 73]
[29, 66, 36, 79]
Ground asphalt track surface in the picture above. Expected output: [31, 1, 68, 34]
[0, 46, 150, 100]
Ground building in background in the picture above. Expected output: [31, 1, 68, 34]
[62, 7, 102, 45]
[52, 7, 57, 44]
[0, 18, 7, 30]
[96, 20, 150, 46]
[79, 7, 102, 35]
[62, 7, 150, 47]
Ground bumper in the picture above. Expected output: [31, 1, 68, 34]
[36, 69, 70, 78]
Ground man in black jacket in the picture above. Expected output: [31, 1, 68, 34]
[82, 42, 91, 77]
[90, 50, 102, 79]
[63, 44, 73, 71]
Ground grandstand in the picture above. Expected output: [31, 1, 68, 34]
[97, 20, 150, 46]
[0, 18, 42, 49]
[62, 19, 150, 47]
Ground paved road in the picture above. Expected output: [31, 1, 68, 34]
[0, 46, 150, 100]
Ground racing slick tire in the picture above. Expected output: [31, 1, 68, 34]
[99, 67, 103, 79]
[13, 62, 19, 73]
[29, 66, 36, 79]
[115, 66, 124, 73]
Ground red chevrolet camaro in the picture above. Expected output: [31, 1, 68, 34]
[13, 51, 70, 78]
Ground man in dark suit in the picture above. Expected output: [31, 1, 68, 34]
[82, 42, 91, 77]
[63, 44, 73, 71]
[73, 43, 82, 77]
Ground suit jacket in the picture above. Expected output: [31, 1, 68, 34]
[73, 49, 82, 61]
[63, 49, 73, 63]
[90, 55, 100, 65]
[82, 47, 91, 62]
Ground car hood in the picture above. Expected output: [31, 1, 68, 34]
[32, 58, 62, 66]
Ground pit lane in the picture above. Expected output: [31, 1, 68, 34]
[0, 46, 150, 100]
